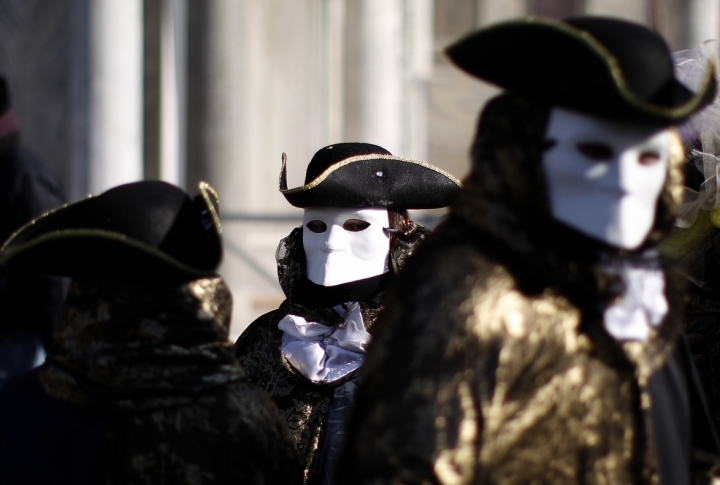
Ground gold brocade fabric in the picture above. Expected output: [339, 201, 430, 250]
[235, 222, 430, 484]
[39, 277, 302, 484]
[235, 309, 336, 484]
[40, 277, 243, 410]
[342, 243, 677, 485]
[338, 94, 701, 484]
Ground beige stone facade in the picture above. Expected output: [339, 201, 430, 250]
[0, 0, 716, 339]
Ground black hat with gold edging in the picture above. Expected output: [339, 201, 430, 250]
[446, 16, 717, 124]
[0, 180, 222, 282]
[280, 142, 462, 209]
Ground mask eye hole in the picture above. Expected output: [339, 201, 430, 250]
[639, 151, 661, 166]
[306, 220, 327, 233]
[343, 219, 371, 232]
[576, 142, 613, 161]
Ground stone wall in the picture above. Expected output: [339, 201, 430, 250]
[0, 0, 717, 339]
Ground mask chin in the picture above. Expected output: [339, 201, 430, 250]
[302, 207, 390, 286]
[541, 107, 671, 250]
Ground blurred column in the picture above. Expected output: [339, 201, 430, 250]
[688, 0, 720, 48]
[160, 0, 188, 188]
[583, 0, 649, 23]
[477, 0, 525, 26]
[357, 0, 404, 153]
[345, 0, 433, 159]
[198, 0, 352, 338]
[526, 0, 580, 18]
[201, 0, 350, 210]
[404, 0, 433, 162]
[650, 0, 690, 51]
[322, 0, 345, 144]
[89, 0, 144, 193]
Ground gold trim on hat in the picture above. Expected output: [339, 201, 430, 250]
[198, 181, 222, 235]
[0, 228, 215, 276]
[278, 153, 463, 195]
[0, 181, 223, 276]
[459, 17, 716, 120]
[0, 194, 97, 254]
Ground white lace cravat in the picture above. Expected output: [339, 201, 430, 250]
[278, 302, 370, 383]
[603, 265, 668, 341]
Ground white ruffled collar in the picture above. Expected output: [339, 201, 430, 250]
[603, 263, 668, 341]
[278, 302, 370, 384]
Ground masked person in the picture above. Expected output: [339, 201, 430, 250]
[234, 143, 461, 484]
[339, 18, 720, 485]
[0, 181, 301, 485]
[661, 40, 720, 436]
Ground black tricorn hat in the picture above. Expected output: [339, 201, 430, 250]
[0, 180, 223, 282]
[446, 16, 717, 124]
[280, 142, 462, 209]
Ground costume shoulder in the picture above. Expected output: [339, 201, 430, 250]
[234, 307, 291, 393]
[235, 307, 285, 359]
[341, 219, 508, 484]
[219, 380, 303, 484]
[233, 303, 337, 480]
[341, 218, 585, 484]
[103, 379, 302, 484]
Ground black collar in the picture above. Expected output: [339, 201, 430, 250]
[289, 273, 390, 309]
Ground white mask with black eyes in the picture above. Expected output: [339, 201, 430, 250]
[303, 207, 390, 286]
[542, 107, 672, 250]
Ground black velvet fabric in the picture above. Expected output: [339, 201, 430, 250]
[286, 158, 461, 209]
[82, 180, 188, 249]
[305, 143, 390, 183]
[1, 181, 222, 282]
[565, 17, 677, 103]
[446, 16, 716, 123]
[648, 334, 720, 485]
[290, 273, 390, 309]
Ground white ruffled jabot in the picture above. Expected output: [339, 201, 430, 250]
[279, 302, 370, 383]
[603, 265, 668, 341]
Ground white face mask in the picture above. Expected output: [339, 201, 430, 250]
[302, 207, 390, 286]
[542, 108, 671, 250]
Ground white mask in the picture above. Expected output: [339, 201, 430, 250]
[303, 207, 390, 286]
[542, 107, 671, 250]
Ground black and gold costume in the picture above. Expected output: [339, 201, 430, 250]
[0, 180, 302, 485]
[339, 93, 720, 484]
[0, 277, 301, 484]
[235, 222, 429, 483]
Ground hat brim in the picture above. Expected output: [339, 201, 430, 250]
[446, 17, 717, 123]
[280, 154, 462, 209]
[0, 182, 222, 281]
[1, 230, 217, 281]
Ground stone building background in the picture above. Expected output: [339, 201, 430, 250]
[0, 0, 716, 339]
